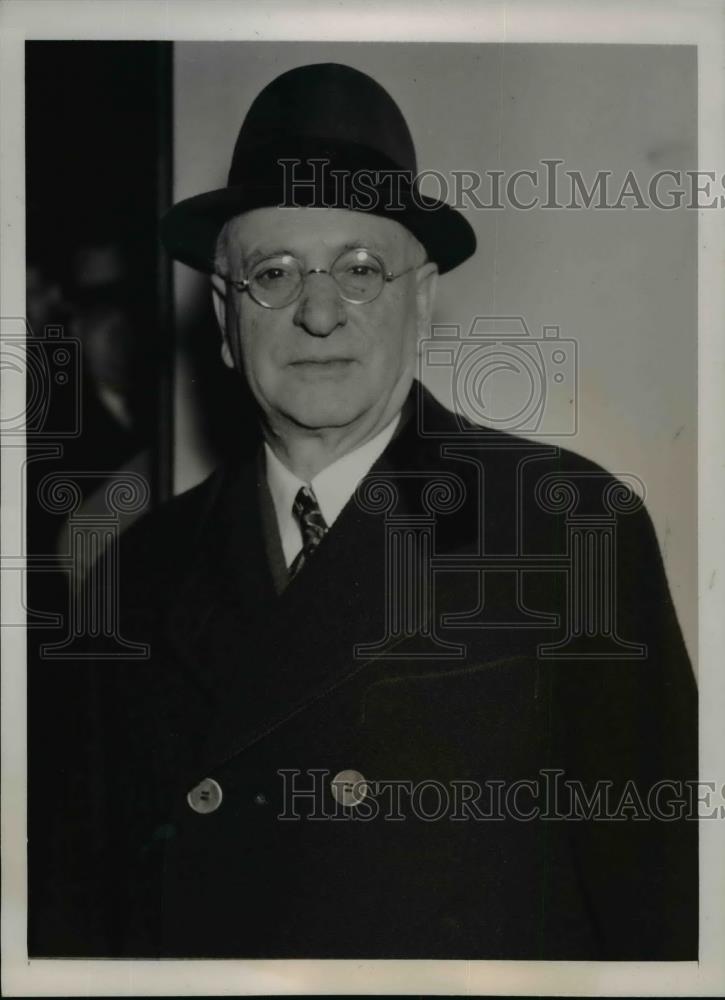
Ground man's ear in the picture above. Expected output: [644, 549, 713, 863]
[210, 274, 235, 370]
[415, 262, 439, 338]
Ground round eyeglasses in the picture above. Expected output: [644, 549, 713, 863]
[225, 248, 423, 309]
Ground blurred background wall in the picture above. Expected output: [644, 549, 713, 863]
[172, 41, 697, 663]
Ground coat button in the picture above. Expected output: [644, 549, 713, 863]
[331, 769, 368, 807]
[187, 777, 223, 814]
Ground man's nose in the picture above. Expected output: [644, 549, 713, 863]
[292, 273, 347, 337]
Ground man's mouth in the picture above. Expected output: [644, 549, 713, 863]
[288, 359, 357, 374]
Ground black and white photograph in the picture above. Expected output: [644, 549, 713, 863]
[2, 1, 724, 996]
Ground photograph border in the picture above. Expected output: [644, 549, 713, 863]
[2, 1, 724, 996]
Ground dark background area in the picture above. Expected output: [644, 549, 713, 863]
[25, 40, 173, 507]
[25, 41, 173, 955]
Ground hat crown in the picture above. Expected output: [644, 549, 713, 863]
[229, 62, 417, 183]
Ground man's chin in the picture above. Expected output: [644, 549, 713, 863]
[275, 388, 369, 429]
[282, 401, 364, 430]
[267, 374, 369, 428]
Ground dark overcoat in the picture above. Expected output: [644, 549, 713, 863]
[29, 384, 697, 959]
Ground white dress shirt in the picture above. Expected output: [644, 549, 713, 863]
[264, 414, 400, 568]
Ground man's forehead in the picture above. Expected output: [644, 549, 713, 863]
[223, 207, 418, 259]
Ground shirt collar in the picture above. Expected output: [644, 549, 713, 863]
[264, 414, 400, 566]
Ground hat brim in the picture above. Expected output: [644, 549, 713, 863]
[160, 184, 476, 277]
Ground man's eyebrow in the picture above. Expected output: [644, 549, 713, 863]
[242, 248, 296, 269]
[340, 239, 391, 255]
[240, 239, 391, 270]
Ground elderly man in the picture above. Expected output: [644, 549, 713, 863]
[33, 62, 697, 960]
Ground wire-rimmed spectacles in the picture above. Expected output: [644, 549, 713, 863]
[224, 247, 424, 309]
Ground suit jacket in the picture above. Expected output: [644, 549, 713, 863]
[29, 383, 697, 960]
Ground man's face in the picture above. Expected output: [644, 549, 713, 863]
[215, 208, 438, 435]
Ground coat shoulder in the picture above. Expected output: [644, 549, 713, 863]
[107, 467, 228, 607]
[416, 387, 621, 475]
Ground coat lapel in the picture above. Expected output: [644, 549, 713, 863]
[195, 461, 403, 777]
[156, 442, 403, 781]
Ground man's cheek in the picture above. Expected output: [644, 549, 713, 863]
[369, 327, 409, 371]
[241, 327, 279, 373]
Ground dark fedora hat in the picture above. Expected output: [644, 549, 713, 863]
[161, 62, 476, 276]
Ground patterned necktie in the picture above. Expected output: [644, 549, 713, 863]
[289, 485, 328, 578]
